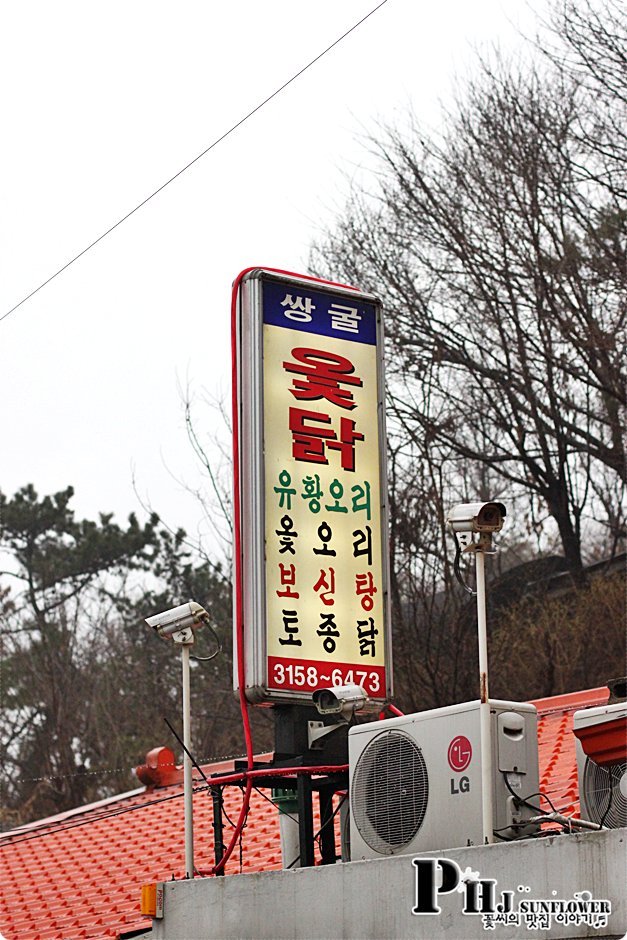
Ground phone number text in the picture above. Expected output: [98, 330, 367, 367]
[267, 656, 385, 698]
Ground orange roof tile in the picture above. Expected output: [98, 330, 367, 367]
[0, 687, 610, 940]
[0, 769, 284, 939]
[530, 685, 609, 817]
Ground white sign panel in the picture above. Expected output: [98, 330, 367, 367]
[234, 269, 392, 706]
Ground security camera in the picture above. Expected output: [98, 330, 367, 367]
[312, 684, 368, 717]
[447, 501, 506, 534]
[145, 601, 211, 641]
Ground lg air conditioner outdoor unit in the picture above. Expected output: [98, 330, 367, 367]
[349, 699, 540, 860]
[574, 702, 627, 830]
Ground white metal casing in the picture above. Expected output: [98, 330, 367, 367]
[446, 501, 506, 534]
[349, 699, 539, 859]
[574, 702, 627, 827]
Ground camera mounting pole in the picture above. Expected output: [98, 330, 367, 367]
[145, 601, 214, 880]
[169, 627, 195, 879]
[471, 535, 494, 846]
[447, 503, 506, 846]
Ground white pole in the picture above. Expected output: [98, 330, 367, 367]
[475, 549, 494, 845]
[181, 643, 194, 877]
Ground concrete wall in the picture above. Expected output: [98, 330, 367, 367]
[150, 829, 626, 940]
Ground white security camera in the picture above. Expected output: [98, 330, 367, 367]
[145, 601, 211, 641]
[312, 684, 368, 717]
[447, 501, 506, 534]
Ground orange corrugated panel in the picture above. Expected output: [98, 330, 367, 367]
[532, 686, 609, 714]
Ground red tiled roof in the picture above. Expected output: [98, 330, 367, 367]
[0, 764, 284, 940]
[530, 686, 609, 817]
[0, 687, 610, 940]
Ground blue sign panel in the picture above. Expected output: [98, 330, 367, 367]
[262, 277, 377, 346]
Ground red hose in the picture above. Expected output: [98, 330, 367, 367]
[378, 703, 404, 720]
[212, 266, 358, 877]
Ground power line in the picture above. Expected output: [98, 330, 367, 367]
[6, 751, 239, 786]
[1, 1, 389, 325]
[0, 785, 206, 848]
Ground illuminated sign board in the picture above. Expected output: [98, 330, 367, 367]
[234, 269, 392, 706]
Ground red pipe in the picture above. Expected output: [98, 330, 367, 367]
[378, 703, 404, 720]
[213, 266, 359, 877]
[203, 763, 350, 791]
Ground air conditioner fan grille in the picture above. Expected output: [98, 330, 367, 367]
[583, 757, 627, 829]
[351, 729, 428, 854]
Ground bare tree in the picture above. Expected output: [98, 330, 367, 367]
[313, 0, 626, 574]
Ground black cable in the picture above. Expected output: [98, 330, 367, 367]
[163, 715, 243, 837]
[238, 785, 250, 874]
[219, 788, 238, 829]
[452, 533, 475, 595]
[520, 788, 559, 815]
[252, 785, 300, 826]
[163, 717, 210, 785]
[285, 794, 347, 870]
[528, 827, 565, 839]
[503, 773, 560, 816]
[207, 780, 237, 830]
[1, 0, 389, 325]
[190, 622, 221, 662]
[342, 789, 351, 857]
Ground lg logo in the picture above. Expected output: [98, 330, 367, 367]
[448, 735, 472, 796]
[448, 735, 472, 772]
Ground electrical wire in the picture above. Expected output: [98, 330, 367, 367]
[493, 823, 525, 833]
[503, 774, 559, 816]
[190, 622, 221, 662]
[0, 765, 348, 851]
[285, 794, 348, 870]
[494, 779, 577, 841]
[162, 711, 261, 840]
[518, 789, 559, 815]
[1, 0, 389, 325]
[194, 763, 349, 875]
[0, 785, 208, 849]
[341, 788, 351, 857]
[7, 749, 247, 785]
[238, 786, 250, 874]
[214, 785, 239, 831]
[252, 785, 300, 826]
[213, 263, 357, 877]
[210, 266, 260, 878]
[452, 532, 475, 595]
[164, 716, 210, 785]
[11, 765, 143, 784]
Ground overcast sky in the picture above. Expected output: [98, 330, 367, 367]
[0, 0, 546, 556]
